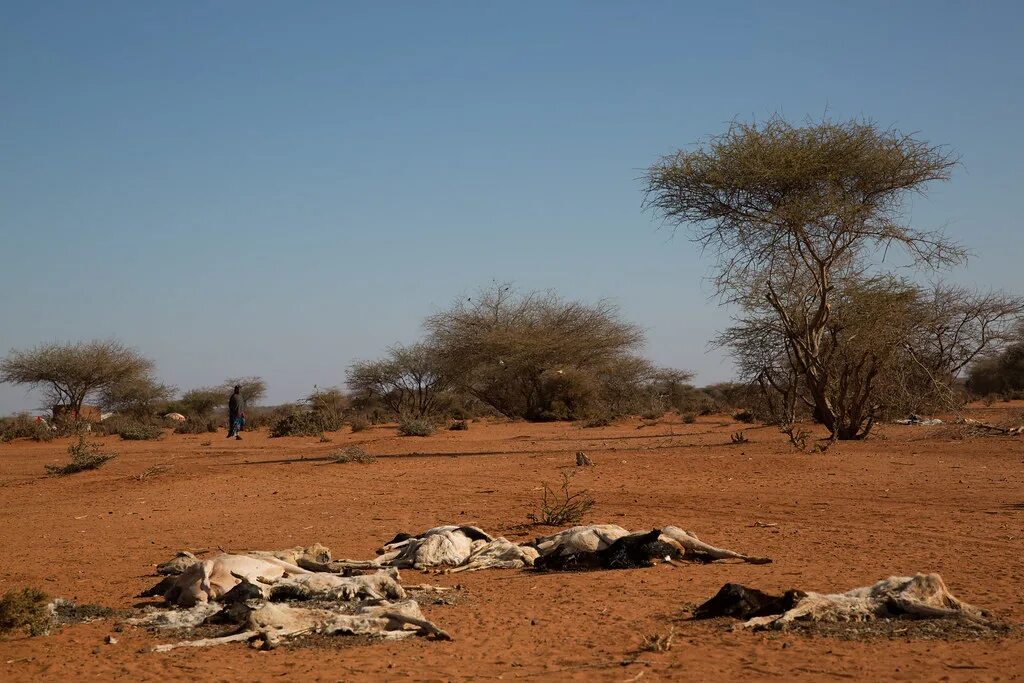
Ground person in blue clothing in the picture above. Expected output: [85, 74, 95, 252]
[227, 385, 245, 439]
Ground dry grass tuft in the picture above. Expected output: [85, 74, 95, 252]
[329, 446, 377, 464]
[527, 469, 595, 526]
[638, 626, 675, 652]
[132, 464, 171, 481]
[0, 587, 50, 636]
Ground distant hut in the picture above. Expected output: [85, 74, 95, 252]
[52, 404, 103, 423]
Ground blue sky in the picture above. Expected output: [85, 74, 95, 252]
[2, 1, 1022, 413]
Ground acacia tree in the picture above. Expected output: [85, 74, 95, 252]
[99, 373, 177, 419]
[966, 331, 1024, 396]
[223, 376, 266, 405]
[347, 344, 449, 417]
[424, 285, 646, 420]
[179, 387, 226, 418]
[1, 340, 156, 416]
[645, 117, 967, 439]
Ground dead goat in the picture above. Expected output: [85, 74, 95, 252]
[693, 573, 987, 629]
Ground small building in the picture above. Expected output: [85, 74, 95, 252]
[52, 404, 103, 423]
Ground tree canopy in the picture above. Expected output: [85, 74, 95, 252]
[1, 340, 155, 416]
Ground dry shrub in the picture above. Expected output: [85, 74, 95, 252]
[112, 420, 163, 441]
[0, 413, 53, 443]
[133, 464, 171, 481]
[448, 419, 468, 431]
[733, 409, 756, 424]
[682, 412, 697, 424]
[174, 416, 219, 434]
[270, 411, 342, 438]
[349, 416, 370, 433]
[45, 435, 116, 476]
[527, 470, 595, 526]
[638, 626, 675, 652]
[582, 415, 612, 428]
[730, 431, 748, 445]
[329, 446, 377, 464]
[0, 587, 50, 636]
[397, 417, 435, 436]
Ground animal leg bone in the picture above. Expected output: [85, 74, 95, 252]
[151, 630, 258, 652]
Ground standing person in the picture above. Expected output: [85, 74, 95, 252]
[227, 385, 245, 439]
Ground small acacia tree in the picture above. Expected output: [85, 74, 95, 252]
[1, 340, 156, 417]
[645, 116, 969, 439]
[223, 376, 266, 406]
[424, 285, 646, 420]
[966, 333, 1024, 397]
[99, 374, 177, 419]
[347, 344, 449, 418]
[179, 387, 226, 418]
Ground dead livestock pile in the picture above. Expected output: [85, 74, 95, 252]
[128, 521, 773, 651]
[133, 544, 451, 651]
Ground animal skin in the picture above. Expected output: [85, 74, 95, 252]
[334, 526, 536, 572]
[694, 574, 988, 629]
[151, 600, 452, 651]
[141, 554, 313, 606]
[155, 544, 331, 575]
[529, 524, 771, 566]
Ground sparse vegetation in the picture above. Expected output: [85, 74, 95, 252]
[132, 464, 171, 481]
[397, 417, 436, 436]
[269, 410, 342, 438]
[349, 416, 370, 433]
[178, 388, 226, 419]
[582, 415, 612, 428]
[448, 419, 468, 431]
[45, 435, 117, 476]
[0, 413, 54, 443]
[527, 469, 596, 526]
[0, 587, 50, 636]
[329, 446, 376, 464]
[348, 344, 450, 418]
[0, 340, 156, 419]
[682, 412, 697, 424]
[173, 417, 219, 434]
[732, 409, 755, 424]
[638, 626, 675, 653]
[425, 284, 669, 421]
[101, 417, 163, 441]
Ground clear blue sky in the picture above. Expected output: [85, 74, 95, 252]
[2, 1, 1022, 413]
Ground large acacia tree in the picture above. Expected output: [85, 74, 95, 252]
[645, 117, 968, 439]
[1, 340, 156, 416]
[424, 284, 646, 420]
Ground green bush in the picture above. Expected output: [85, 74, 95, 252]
[270, 411, 343, 438]
[0, 587, 51, 636]
[0, 413, 54, 443]
[99, 416, 164, 440]
[45, 435, 117, 476]
[329, 446, 376, 464]
[173, 415, 219, 434]
[397, 417, 435, 436]
[117, 423, 164, 440]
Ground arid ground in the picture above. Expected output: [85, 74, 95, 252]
[1, 404, 1022, 681]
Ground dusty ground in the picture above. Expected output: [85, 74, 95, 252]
[1, 404, 1022, 681]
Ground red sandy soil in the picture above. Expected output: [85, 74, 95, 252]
[1, 404, 1022, 681]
